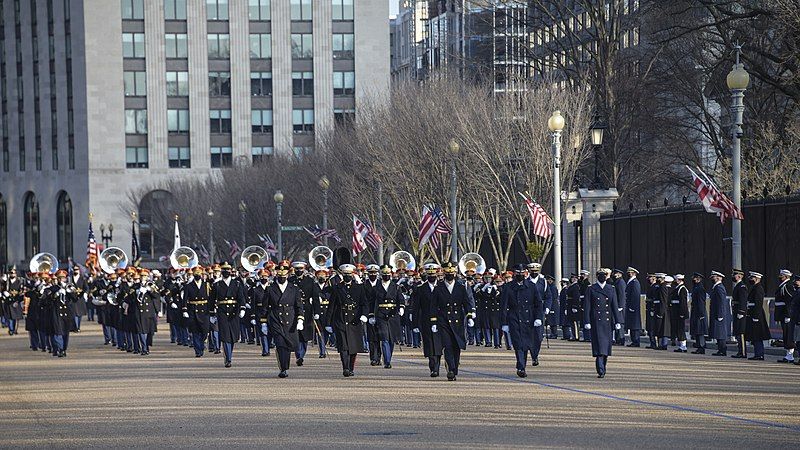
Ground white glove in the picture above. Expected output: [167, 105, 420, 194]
[615, 323, 621, 330]
[412, 328, 420, 333]
[313, 314, 320, 320]
[785, 317, 791, 323]
[650, 312, 654, 317]
[359, 315, 368, 323]
[545, 308, 550, 315]
[584, 323, 591, 330]
[571, 308, 578, 313]
[618, 308, 624, 312]
[717, 317, 723, 321]
[472, 312, 477, 320]
[245, 303, 251, 309]
[261, 324, 268, 334]
[157, 311, 163, 318]
[752, 318, 759, 322]
[399, 307, 405, 316]
[239, 310, 246, 318]
[431, 324, 438, 333]
[296, 320, 304, 331]
[325, 326, 333, 333]
[467, 318, 474, 327]
[170, 302, 178, 309]
[736, 314, 744, 319]
[250, 319, 256, 325]
[501, 325, 509, 333]
[138, 287, 147, 294]
[533, 319, 542, 327]
[182, 312, 189, 318]
[210, 316, 217, 324]
[368, 317, 376, 325]
[58, 289, 66, 295]
[1, 292, 8, 298]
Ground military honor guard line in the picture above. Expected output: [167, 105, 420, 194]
[3, 244, 800, 380]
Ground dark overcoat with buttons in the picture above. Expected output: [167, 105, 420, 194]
[373, 280, 403, 341]
[565, 282, 582, 323]
[624, 277, 642, 330]
[731, 280, 748, 335]
[293, 275, 319, 342]
[745, 282, 771, 341]
[410, 282, 443, 357]
[47, 286, 78, 336]
[654, 283, 670, 337]
[431, 281, 475, 351]
[689, 283, 707, 336]
[500, 280, 543, 353]
[486, 284, 502, 329]
[668, 283, 689, 338]
[547, 282, 560, 328]
[183, 280, 211, 335]
[210, 279, 246, 344]
[3, 278, 25, 320]
[708, 282, 730, 340]
[613, 277, 626, 327]
[326, 282, 368, 354]
[125, 284, 159, 334]
[265, 283, 303, 351]
[583, 283, 621, 357]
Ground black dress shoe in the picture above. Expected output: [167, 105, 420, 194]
[224, 361, 232, 368]
[627, 343, 640, 347]
[531, 359, 539, 366]
[691, 348, 705, 354]
[384, 364, 392, 369]
[261, 352, 269, 357]
[430, 371, 439, 378]
[214, 350, 220, 354]
[731, 354, 746, 359]
[343, 370, 351, 377]
[748, 356, 764, 360]
[447, 371, 456, 381]
[348, 370, 355, 377]
[777, 358, 792, 363]
[278, 370, 288, 378]
[711, 352, 726, 356]
[319, 354, 327, 358]
[516, 370, 527, 378]
[370, 360, 379, 366]
[597, 372, 605, 378]
[674, 348, 687, 353]
[296, 358, 304, 366]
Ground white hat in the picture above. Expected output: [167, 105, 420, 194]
[560, 278, 569, 283]
[579, 270, 590, 276]
[365, 264, 380, 272]
[487, 268, 497, 276]
[339, 264, 356, 274]
[779, 269, 793, 277]
[749, 271, 763, 278]
[710, 270, 725, 278]
[626, 267, 639, 274]
[527, 262, 542, 271]
[291, 261, 307, 269]
[674, 274, 684, 281]
[655, 273, 667, 278]
[664, 275, 674, 283]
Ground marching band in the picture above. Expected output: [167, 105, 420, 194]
[3, 245, 800, 380]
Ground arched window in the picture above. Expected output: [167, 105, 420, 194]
[139, 190, 174, 260]
[56, 191, 73, 262]
[0, 194, 7, 266]
[23, 192, 40, 260]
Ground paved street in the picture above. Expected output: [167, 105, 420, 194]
[1, 322, 798, 449]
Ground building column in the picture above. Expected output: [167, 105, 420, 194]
[312, 1, 333, 146]
[579, 188, 619, 272]
[354, 1, 390, 124]
[229, 0, 251, 166]
[187, 0, 211, 169]
[270, 0, 293, 156]
[145, 1, 168, 170]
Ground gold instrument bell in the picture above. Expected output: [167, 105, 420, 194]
[99, 247, 129, 274]
[170, 246, 199, 270]
[240, 245, 268, 272]
[308, 246, 333, 271]
[389, 251, 416, 271]
[458, 252, 486, 275]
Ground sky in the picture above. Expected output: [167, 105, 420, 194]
[389, 0, 399, 18]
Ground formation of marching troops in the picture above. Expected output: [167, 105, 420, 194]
[3, 261, 800, 379]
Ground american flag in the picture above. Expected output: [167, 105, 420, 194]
[418, 205, 452, 250]
[520, 193, 554, 238]
[224, 240, 241, 261]
[352, 216, 382, 250]
[131, 221, 142, 267]
[197, 244, 211, 264]
[687, 166, 743, 224]
[352, 215, 368, 256]
[257, 234, 278, 255]
[303, 225, 342, 244]
[85, 221, 99, 269]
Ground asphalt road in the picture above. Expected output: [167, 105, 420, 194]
[1, 322, 799, 449]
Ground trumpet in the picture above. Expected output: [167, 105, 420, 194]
[308, 246, 333, 271]
[389, 251, 416, 271]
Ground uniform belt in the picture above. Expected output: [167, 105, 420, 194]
[775, 302, 786, 306]
[320, 301, 330, 305]
[218, 300, 237, 305]
[188, 300, 207, 305]
[747, 303, 755, 307]
[378, 303, 396, 308]
[670, 300, 679, 304]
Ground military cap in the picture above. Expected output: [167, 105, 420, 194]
[442, 262, 457, 274]
[579, 270, 590, 276]
[512, 264, 526, 272]
[732, 268, 744, 276]
[527, 262, 542, 271]
[379, 265, 393, 275]
[692, 272, 704, 279]
[291, 261, 307, 270]
[779, 269, 793, 277]
[366, 264, 380, 273]
[339, 264, 356, 274]
[192, 266, 204, 275]
[56, 269, 68, 278]
[654, 273, 667, 278]
[748, 271, 763, 279]
[560, 277, 569, 283]
[710, 270, 725, 278]
[220, 262, 232, 271]
[664, 275, 674, 283]
[626, 267, 639, 274]
[612, 268, 624, 275]
[674, 274, 684, 281]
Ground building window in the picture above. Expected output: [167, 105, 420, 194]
[0, 194, 6, 265]
[165, 33, 188, 58]
[122, 32, 145, 58]
[334, 108, 355, 125]
[125, 109, 148, 134]
[251, 146, 273, 164]
[168, 146, 191, 168]
[164, 0, 187, 20]
[251, 109, 273, 133]
[332, 0, 353, 20]
[126, 146, 148, 168]
[209, 109, 231, 133]
[290, 0, 312, 20]
[333, 71, 355, 96]
[292, 71, 314, 96]
[23, 192, 39, 260]
[209, 71, 231, 96]
[251, 72, 272, 96]
[249, 33, 271, 59]
[123, 71, 147, 96]
[166, 71, 189, 96]
[167, 109, 190, 133]
[208, 33, 230, 58]
[210, 146, 232, 168]
[206, 0, 228, 20]
[292, 109, 314, 133]
[56, 191, 73, 261]
[292, 146, 312, 158]
[291, 33, 313, 59]
[121, 0, 144, 20]
[249, 0, 270, 20]
[332, 33, 354, 59]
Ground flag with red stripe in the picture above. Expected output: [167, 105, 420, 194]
[85, 221, 99, 269]
[520, 193, 554, 238]
[687, 166, 743, 224]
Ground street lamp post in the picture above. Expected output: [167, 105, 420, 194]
[207, 210, 215, 263]
[274, 190, 284, 261]
[377, 180, 384, 265]
[590, 117, 607, 189]
[726, 46, 749, 270]
[99, 223, 114, 247]
[448, 139, 460, 263]
[238, 200, 247, 245]
[319, 176, 330, 247]
[548, 110, 565, 284]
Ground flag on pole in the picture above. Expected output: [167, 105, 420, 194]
[85, 220, 99, 269]
[131, 221, 142, 267]
[352, 215, 368, 256]
[258, 234, 278, 255]
[303, 225, 342, 244]
[352, 216, 382, 251]
[520, 193, 555, 238]
[687, 166, 744, 224]
[418, 205, 452, 249]
[224, 240, 241, 261]
[197, 244, 210, 264]
[173, 216, 181, 250]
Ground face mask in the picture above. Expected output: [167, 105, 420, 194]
[514, 274, 525, 282]
[381, 275, 391, 282]
[259, 278, 269, 284]
[221, 271, 230, 279]
[343, 275, 353, 283]
[427, 276, 437, 283]
[317, 277, 327, 284]
[444, 274, 455, 282]
[597, 274, 607, 283]
[368, 274, 377, 281]
[277, 276, 287, 284]
[748, 279, 756, 285]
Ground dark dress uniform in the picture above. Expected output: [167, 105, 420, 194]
[364, 279, 383, 364]
[2, 278, 25, 334]
[613, 277, 626, 344]
[730, 279, 749, 356]
[668, 283, 689, 341]
[265, 282, 304, 373]
[547, 281, 560, 339]
[251, 281, 272, 356]
[25, 287, 41, 350]
[411, 281, 444, 375]
[708, 281, 730, 355]
[373, 280, 404, 367]
[293, 275, 318, 363]
[47, 285, 78, 356]
[326, 280, 368, 375]
[317, 282, 335, 353]
[583, 282, 622, 377]
[625, 277, 642, 345]
[70, 274, 89, 330]
[654, 282, 672, 348]
[745, 282, 771, 358]
[500, 280, 543, 374]
[485, 284, 502, 346]
[645, 281, 661, 347]
[183, 279, 211, 356]
[565, 282, 582, 341]
[775, 280, 795, 352]
[210, 278, 246, 366]
[689, 283, 708, 348]
[431, 280, 476, 380]
[127, 284, 159, 355]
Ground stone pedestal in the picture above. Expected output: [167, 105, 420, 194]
[561, 188, 619, 277]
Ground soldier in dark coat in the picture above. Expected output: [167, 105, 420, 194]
[2, 267, 25, 335]
[645, 274, 660, 348]
[546, 275, 560, 340]
[790, 275, 800, 365]
[583, 269, 622, 378]
[578, 270, 591, 341]
[487, 275, 504, 346]
[370, 265, 405, 368]
[745, 272, 771, 360]
[708, 271, 730, 356]
[558, 278, 570, 340]
[431, 262, 476, 381]
[411, 264, 444, 376]
[525, 263, 548, 365]
[363, 265, 382, 366]
[48, 270, 78, 357]
[162, 271, 183, 344]
[290, 262, 318, 366]
[264, 264, 304, 378]
[93, 272, 117, 346]
[565, 275, 582, 341]
[775, 269, 795, 363]
[689, 273, 708, 354]
[69, 266, 89, 332]
[324, 264, 368, 377]
[210, 263, 247, 367]
[625, 267, 642, 347]
[730, 269, 749, 358]
[127, 270, 160, 355]
[25, 274, 41, 351]
[315, 269, 334, 356]
[669, 274, 690, 352]
[251, 269, 272, 357]
[611, 269, 627, 345]
[183, 266, 211, 357]
[500, 265, 543, 378]
[652, 274, 670, 349]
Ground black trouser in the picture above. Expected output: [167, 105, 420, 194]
[369, 341, 381, 362]
[340, 351, 358, 371]
[276, 347, 291, 371]
[595, 355, 607, 375]
[443, 346, 461, 375]
[736, 333, 747, 356]
[782, 322, 795, 349]
[428, 355, 441, 373]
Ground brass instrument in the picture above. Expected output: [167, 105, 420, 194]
[170, 246, 199, 270]
[458, 252, 486, 276]
[29, 252, 59, 274]
[308, 246, 333, 271]
[389, 251, 416, 271]
[240, 245, 268, 272]
[99, 247, 129, 274]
